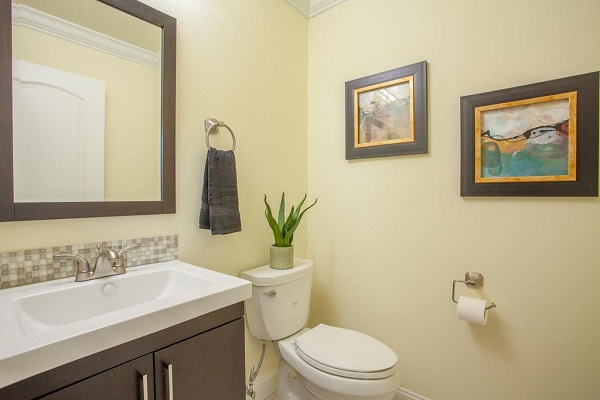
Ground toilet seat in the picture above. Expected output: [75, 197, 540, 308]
[278, 329, 401, 398]
[294, 324, 398, 380]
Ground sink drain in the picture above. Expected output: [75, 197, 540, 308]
[102, 283, 117, 296]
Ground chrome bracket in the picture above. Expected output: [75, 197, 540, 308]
[452, 271, 496, 311]
[205, 118, 220, 134]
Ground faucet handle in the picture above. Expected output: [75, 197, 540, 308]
[118, 243, 141, 258]
[113, 243, 141, 273]
[54, 254, 92, 282]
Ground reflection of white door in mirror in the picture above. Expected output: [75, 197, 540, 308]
[13, 60, 105, 202]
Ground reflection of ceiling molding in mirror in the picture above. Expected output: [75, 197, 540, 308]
[12, 4, 161, 68]
[14, 0, 161, 53]
[0, 0, 176, 221]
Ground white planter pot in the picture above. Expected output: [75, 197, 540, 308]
[269, 245, 294, 270]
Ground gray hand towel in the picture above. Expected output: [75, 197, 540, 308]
[199, 148, 241, 234]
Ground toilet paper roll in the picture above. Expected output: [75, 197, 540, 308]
[456, 295, 488, 325]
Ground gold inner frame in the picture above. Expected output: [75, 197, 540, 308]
[474, 91, 577, 183]
[354, 76, 415, 149]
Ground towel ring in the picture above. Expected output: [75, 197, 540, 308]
[205, 118, 236, 151]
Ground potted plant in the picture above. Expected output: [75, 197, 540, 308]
[264, 192, 317, 269]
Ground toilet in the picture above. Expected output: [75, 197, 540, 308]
[242, 259, 400, 400]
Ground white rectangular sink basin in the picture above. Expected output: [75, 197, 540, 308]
[0, 260, 251, 388]
[13, 265, 215, 335]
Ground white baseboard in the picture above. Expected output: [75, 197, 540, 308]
[396, 387, 431, 400]
[251, 368, 430, 400]
[246, 369, 278, 400]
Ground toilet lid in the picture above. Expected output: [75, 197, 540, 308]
[294, 324, 397, 380]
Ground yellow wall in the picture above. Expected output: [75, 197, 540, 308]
[307, 0, 600, 399]
[1, 0, 308, 380]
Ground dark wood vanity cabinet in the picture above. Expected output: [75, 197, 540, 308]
[0, 303, 246, 400]
[154, 319, 245, 400]
[40, 354, 156, 400]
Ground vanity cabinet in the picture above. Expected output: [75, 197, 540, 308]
[0, 303, 245, 400]
[154, 319, 244, 400]
[40, 354, 156, 400]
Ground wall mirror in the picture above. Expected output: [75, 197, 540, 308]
[0, 0, 176, 221]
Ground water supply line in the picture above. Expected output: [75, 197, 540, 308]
[246, 340, 267, 399]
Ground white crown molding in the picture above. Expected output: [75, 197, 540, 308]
[12, 4, 161, 69]
[285, 0, 348, 18]
[308, 0, 348, 17]
[285, 0, 311, 17]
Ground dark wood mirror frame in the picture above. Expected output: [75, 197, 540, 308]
[0, 0, 176, 221]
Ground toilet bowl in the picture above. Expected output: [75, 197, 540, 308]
[242, 259, 400, 400]
[277, 327, 400, 399]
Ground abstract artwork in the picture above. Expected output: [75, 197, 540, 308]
[356, 77, 413, 146]
[477, 93, 575, 182]
[461, 72, 599, 197]
[346, 61, 427, 160]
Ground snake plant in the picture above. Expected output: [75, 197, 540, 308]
[264, 193, 317, 247]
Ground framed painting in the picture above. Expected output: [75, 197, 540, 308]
[460, 72, 599, 196]
[345, 61, 427, 160]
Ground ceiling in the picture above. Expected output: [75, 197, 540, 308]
[284, 0, 348, 18]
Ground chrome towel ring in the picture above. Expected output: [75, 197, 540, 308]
[205, 118, 236, 151]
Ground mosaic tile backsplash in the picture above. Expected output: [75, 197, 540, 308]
[0, 235, 178, 289]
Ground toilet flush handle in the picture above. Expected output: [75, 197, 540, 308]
[263, 290, 277, 297]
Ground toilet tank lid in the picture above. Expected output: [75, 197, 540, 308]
[241, 258, 313, 286]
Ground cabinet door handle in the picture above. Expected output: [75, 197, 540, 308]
[164, 362, 174, 400]
[138, 372, 149, 400]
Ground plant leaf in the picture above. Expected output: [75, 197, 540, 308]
[284, 198, 317, 244]
[284, 205, 295, 232]
[264, 195, 284, 246]
[281, 206, 296, 246]
[277, 192, 285, 232]
[293, 193, 307, 221]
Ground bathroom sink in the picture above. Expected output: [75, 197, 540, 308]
[0, 260, 251, 388]
[13, 265, 216, 335]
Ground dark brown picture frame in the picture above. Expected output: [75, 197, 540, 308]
[345, 61, 427, 160]
[460, 72, 599, 197]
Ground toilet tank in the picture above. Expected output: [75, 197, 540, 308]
[241, 259, 313, 341]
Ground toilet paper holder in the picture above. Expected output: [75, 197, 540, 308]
[452, 272, 497, 311]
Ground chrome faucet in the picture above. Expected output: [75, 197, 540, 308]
[93, 243, 122, 279]
[53, 243, 141, 282]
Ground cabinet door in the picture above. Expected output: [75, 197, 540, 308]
[40, 354, 155, 400]
[154, 318, 245, 400]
